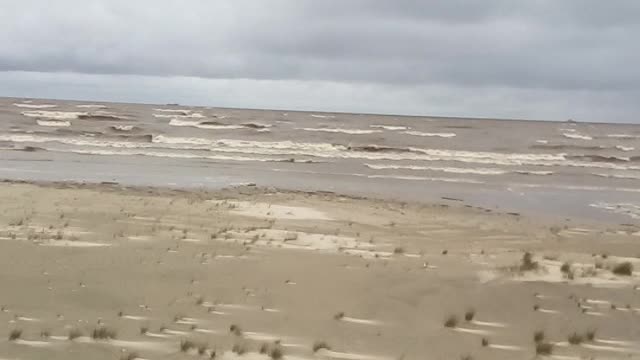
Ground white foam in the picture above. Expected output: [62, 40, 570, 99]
[370, 125, 409, 131]
[76, 104, 106, 108]
[36, 119, 71, 127]
[153, 108, 189, 112]
[153, 112, 204, 119]
[562, 133, 593, 140]
[310, 114, 335, 119]
[616, 145, 635, 151]
[169, 119, 244, 130]
[404, 131, 456, 138]
[13, 103, 57, 109]
[365, 163, 505, 175]
[112, 125, 134, 131]
[607, 134, 640, 139]
[536, 140, 549, 144]
[22, 110, 86, 120]
[366, 174, 483, 184]
[4, 133, 640, 172]
[590, 202, 640, 219]
[299, 127, 382, 135]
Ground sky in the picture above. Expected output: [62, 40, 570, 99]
[1, 1, 639, 123]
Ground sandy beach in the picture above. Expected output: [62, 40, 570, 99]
[1, 181, 639, 360]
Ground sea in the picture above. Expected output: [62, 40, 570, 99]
[1, 97, 639, 223]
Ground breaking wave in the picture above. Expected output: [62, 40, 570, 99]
[404, 131, 456, 138]
[299, 128, 382, 135]
[370, 125, 409, 131]
[562, 133, 593, 140]
[36, 120, 70, 127]
[13, 103, 57, 109]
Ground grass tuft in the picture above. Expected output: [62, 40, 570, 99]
[568, 332, 584, 345]
[313, 341, 331, 352]
[464, 309, 475, 322]
[9, 329, 22, 341]
[92, 326, 117, 340]
[180, 339, 196, 352]
[612, 262, 633, 276]
[121, 352, 139, 360]
[68, 328, 83, 340]
[232, 343, 248, 355]
[444, 315, 458, 328]
[230, 324, 243, 336]
[535, 342, 553, 355]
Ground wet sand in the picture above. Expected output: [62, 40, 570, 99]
[1, 181, 639, 360]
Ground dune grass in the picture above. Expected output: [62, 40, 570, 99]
[612, 262, 633, 276]
[92, 326, 117, 340]
[444, 315, 458, 328]
[9, 329, 22, 341]
[313, 341, 331, 352]
[464, 309, 475, 322]
[68, 328, 83, 340]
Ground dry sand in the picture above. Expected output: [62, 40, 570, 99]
[0, 181, 639, 360]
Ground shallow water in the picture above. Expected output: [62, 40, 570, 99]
[1, 97, 639, 222]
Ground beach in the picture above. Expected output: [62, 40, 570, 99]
[0, 181, 639, 360]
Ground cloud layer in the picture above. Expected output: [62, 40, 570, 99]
[1, 1, 639, 122]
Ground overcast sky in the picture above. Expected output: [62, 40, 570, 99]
[1, 1, 639, 123]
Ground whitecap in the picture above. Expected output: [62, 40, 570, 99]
[370, 125, 409, 131]
[37, 120, 71, 127]
[404, 131, 456, 138]
[13, 103, 57, 109]
[299, 127, 382, 135]
[562, 133, 593, 140]
[22, 110, 86, 120]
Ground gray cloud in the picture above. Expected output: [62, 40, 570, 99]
[1, 1, 639, 122]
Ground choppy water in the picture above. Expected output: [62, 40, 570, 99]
[1, 97, 639, 222]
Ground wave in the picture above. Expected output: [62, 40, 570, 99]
[78, 113, 126, 121]
[153, 112, 205, 119]
[3, 133, 640, 171]
[153, 108, 190, 113]
[562, 133, 593, 140]
[589, 202, 640, 219]
[22, 110, 86, 120]
[594, 173, 640, 180]
[366, 174, 483, 184]
[36, 120, 71, 127]
[365, 163, 553, 176]
[241, 122, 271, 129]
[532, 144, 635, 152]
[365, 163, 506, 175]
[34, 147, 318, 164]
[13, 103, 57, 109]
[110, 125, 136, 132]
[567, 155, 630, 163]
[404, 131, 456, 138]
[299, 128, 382, 135]
[310, 114, 335, 119]
[370, 125, 409, 131]
[168, 119, 245, 130]
[76, 104, 106, 109]
[606, 134, 640, 139]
